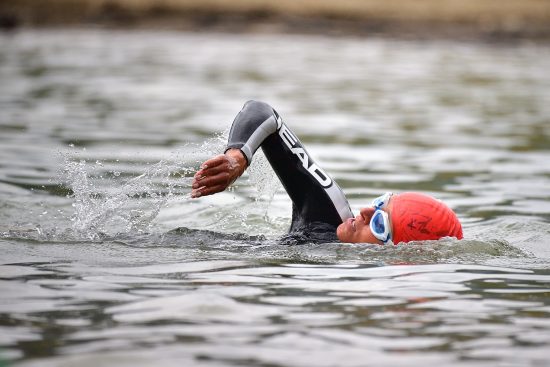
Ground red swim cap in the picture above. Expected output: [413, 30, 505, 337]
[390, 192, 463, 244]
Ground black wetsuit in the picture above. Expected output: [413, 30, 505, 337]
[226, 100, 354, 242]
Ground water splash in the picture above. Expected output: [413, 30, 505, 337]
[59, 130, 282, 240]
[62, 156, 187, 240]
[247, 150, 281, 205]
[60, 133, 224, 239]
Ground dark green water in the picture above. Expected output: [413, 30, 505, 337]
[0, 29, 549, 366]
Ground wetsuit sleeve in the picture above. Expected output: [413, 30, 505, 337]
[226, 100, 354, 232]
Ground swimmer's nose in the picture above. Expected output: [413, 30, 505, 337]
[359, 207, 375, 223]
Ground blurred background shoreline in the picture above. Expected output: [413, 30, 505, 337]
[2, 0, 550, 42]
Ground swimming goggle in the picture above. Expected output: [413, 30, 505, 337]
[370, 192, 393, 245]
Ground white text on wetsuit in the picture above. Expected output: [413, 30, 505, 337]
[277, 120, 333, 188]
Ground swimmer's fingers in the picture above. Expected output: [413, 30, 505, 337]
[191, 149, 246, 198]
[191, 172, 231, 197]
[193, 157, 234, 187]
[194, 171, 231, 189]
[192, 155, 228, 189]
[195, 163, 230, 178]
[197, 154, 227, 172]
[191, 183, 228, 198]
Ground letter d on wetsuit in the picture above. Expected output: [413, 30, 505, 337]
[226, 101, 354, 238]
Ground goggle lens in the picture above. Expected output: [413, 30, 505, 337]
[369, 192, 393, 244]
[371, 211, 387, 234]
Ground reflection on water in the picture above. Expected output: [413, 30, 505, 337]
[0, 29, 549, 366]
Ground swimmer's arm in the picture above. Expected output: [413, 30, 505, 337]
[191, 148, 247, 198]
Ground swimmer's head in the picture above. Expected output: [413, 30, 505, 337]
[336, 192, 463, 244]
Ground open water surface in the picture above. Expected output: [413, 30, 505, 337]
[1, 29, 550, 366]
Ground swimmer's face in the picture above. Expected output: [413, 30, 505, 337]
[336, 197, 395, 244]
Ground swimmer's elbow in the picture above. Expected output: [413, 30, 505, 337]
[244, 99, 272, 109]
[242, 100, 277, 121]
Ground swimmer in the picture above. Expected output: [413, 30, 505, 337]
[191, 100, 463, 244]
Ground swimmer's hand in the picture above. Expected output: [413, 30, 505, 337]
[191, 149, 247, 198]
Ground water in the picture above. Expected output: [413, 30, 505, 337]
[1, 29, 549, 367]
